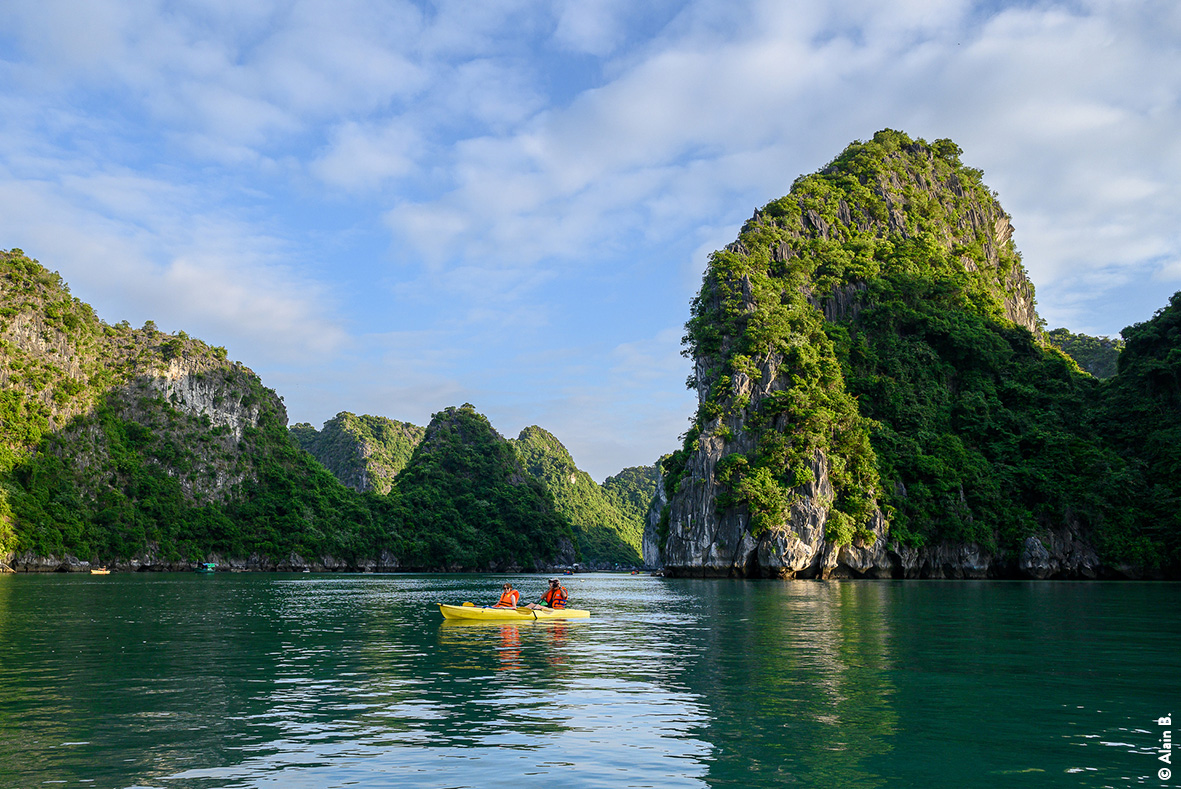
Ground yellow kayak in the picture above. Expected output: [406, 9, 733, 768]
[438, 603, 589, 621]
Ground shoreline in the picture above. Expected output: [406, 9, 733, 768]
[3, 562, 1175, 580]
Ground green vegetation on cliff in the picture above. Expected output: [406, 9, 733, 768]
[1046, 328, 1123, 379]
[1091, 293, 1181, 562]
[291, 412, 424, 494]
[394, 407, 575, 569]
[0, 248, 406, 564]
[0, 251, 575, 569]
[513, 426, 646, 566]
[0, 249, 285, 561]
[837, 277, 1127, 552]
[669, 130, 1178, 569]
[602, 465, 659, 534]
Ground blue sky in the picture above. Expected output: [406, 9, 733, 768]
[1, 0, 1178, 480]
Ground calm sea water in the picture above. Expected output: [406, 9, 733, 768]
[0, 573, 1176, 788]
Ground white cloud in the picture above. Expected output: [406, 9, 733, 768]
[311, 121, 419, 190]
[0, 163, 347, 363]
[0, 0, 432, 157]
[379, 0, 1181, 339]
[553, 0, 634, 56]
[3, 0, 1180, 476]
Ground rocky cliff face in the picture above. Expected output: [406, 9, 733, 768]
[0, 251, 279, 509]
[148, 357, 264, 445]
[26, 348, 281, 508]
[641, 466, 667, 568]
[656, 130, 1120, 579]
[117, 357, 272, 501]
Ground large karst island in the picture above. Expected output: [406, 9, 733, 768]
[1, 130, 1178, 578]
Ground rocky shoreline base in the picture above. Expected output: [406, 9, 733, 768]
[1, 551, 621, 575]
[658, 531, 1175, 581]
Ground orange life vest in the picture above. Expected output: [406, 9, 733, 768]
[494, 588, 519, 608]
[543, 585, 568, 609]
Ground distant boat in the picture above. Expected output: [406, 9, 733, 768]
[195, 562, 217, 574]
[90, 567, 110, 575]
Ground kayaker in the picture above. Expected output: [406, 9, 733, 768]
[493, 583, 520, 608]
[524, 578, 568, 610]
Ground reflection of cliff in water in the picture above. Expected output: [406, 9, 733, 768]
[6, 573, 718, 786]
[0, 574, 293, 787]
[666, 579, 897, 788]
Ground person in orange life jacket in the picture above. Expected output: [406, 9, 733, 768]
[523, 578, 568, 610]
[493, 582, 520, 608]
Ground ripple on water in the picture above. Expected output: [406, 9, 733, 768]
[0, 574, 1177, 788]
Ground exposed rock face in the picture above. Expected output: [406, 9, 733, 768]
[662, 449, 885, 579]
[148, 357, 263, 444]
[659, 522, 1110, 580]
[1001, 253, 1039, 334]
[642, 468, 667, 569]
[1, 313, 93, 430]
[1017, 529, 1103, 580]
[49, 357, 279, 504]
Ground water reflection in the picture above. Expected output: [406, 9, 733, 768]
[0, 574, 899, 787]
[662, 580, 897, 788]
[165, 573, 713, 788]
[2, 574, 1177, 788]
[436, 619, 574, 674]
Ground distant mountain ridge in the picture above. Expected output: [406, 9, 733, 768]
[512, 425, 656, 567]
[1045, 328, 1123, 379]
[291, 412, 424, 494]
[289, 416, 654, 568]
[0, 250, 589, 571]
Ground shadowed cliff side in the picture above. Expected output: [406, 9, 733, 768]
[513, 425, 653, 567]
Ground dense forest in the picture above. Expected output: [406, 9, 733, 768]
[0, 249, 651, 571]
[288, 416, 654, 567]
[290, 412, 425, 495]
[1046, 328, 1123, 378]
[659, 130, 1180, 576]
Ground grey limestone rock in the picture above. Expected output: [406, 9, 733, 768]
[641, 467, 667, 569]
[1020, 537, 1054, 579]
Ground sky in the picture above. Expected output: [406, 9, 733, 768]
[0, 0, 1178, 481]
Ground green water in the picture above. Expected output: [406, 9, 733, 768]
[0, 574, 1176, 788]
